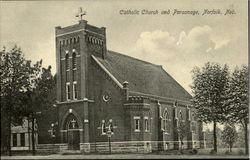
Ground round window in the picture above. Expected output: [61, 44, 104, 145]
[102, 91, 111, 102]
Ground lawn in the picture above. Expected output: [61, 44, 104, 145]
[1, 148, 249, 159]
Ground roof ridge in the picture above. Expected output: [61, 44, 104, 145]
[107, 50, 162, 68]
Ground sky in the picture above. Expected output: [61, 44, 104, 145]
[0, 0, 248, 96]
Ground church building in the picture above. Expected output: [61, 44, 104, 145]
[37, 16, 205, 153]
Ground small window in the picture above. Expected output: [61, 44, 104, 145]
[73, 81, 77, 100]
[134, 117, 140, 132]
[108, 119, 114, 133]
[20, 133, 25, 147]
[101, 120, 106, 135]
[192, 113, 197, 121]
[66, 82, 70, 100]
[12, 133, 17, 147]
[179, 111, 183, 120]
[192, 121, 197, 134]
[50, 123, 56, 137]
[145, 117, 149, 132]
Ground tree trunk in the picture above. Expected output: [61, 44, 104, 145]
[213, 121, 217, 153]
[8, 109, 12, 156]
[180, 140, 183, 153]
[244, 121, 248, 155]
[28, 119, 31, 151]
[229, 144, 232, 152]
[31, 116, 35, 155]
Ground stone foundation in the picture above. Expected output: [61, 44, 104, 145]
[37, 143, 68, 154]
[89, 141, 152, 153]
[80, 143, 90, 153]
[37, 140, 204, 154]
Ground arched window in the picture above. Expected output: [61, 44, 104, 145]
[163, 110, 170, 134]
[65, 53, 70, 71]
[73, 81, 77, 100]
[191, 113, 197, 134]
[108, 119, 114, 133]
[101, 120, 106, 135]
[72, 52, 77, 69]
[179, 111, 183, 121]
[144, 117, 149, 132]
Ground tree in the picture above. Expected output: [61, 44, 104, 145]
[23, 66, 56, 155]
[221, 124, 238, 152]
[235, 126, 245, 148]
[191, 62, 230, 153]
[177, 120, 188, 153]
[226, 65, 248, 154]
[0, 46, 41, 155]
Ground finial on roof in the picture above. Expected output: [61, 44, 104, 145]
[123, 81, 129, 89]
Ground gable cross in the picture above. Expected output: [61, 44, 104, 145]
[76, 7, 86, 21]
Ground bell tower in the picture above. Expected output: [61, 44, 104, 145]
[55, 11, 107, 102]
[55, 9, 107, 152]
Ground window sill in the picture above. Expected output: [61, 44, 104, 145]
[134, 130, 140, 132]
[102, 132, 114, 135]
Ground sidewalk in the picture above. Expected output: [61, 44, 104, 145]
[1, 154, 249, 159]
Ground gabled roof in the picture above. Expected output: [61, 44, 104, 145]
[94, 50, 192, 101]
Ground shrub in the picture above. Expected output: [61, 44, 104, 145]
[210, 149, 216, 155]
[225, 150, 231, 155]
[238, 149, 244, 155]
[192, 149, 198, 154]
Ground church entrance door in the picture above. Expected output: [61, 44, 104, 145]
[65, 116, 81, 150]
[68, 130, 80, 150]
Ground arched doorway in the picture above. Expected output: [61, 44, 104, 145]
[64, 114, 81, 150]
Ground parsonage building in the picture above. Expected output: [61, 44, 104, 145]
[37, 18, 206, 153]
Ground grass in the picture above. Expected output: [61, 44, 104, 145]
[198, 148, 246, 155]
[1, 148, 249, 159]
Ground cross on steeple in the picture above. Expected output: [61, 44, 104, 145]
[76, 7, 86, 21]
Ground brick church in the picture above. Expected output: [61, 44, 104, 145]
[37, 17, 206, 153]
